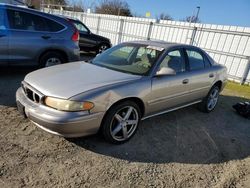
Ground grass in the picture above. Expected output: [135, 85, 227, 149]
[224, 81, 250, 99]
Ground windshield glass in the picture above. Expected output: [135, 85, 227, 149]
[91, 44, 164, 75]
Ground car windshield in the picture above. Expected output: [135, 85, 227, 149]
[91, 44, 164, 75]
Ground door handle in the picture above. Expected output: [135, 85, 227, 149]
[41, 35, 51, 40]
[182, 79, 189, 84]
[209, 73, 214, 78]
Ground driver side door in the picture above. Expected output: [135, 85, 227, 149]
[148, 48, 195, 115]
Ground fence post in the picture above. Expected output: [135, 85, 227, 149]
[117, 19, 124, 44]
[240, 57, 250, 85]
[147, 22, 153, 40]
[80, 14, 84, 23]
[190, 27, 197, 45]
[84, 13, 87, 24]
[96, 16, 101, 35]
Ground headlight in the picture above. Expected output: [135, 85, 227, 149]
[44, 97, 94, 112]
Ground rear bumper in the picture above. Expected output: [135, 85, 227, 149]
[68, 48, 80, 62]
[16, 87, 104, 138]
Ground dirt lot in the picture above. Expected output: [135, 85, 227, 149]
[0, 64, 250, 188]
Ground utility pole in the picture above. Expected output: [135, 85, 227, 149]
[195, 6, 200, 23]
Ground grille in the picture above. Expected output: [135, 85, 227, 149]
[22, 83, 42, 103]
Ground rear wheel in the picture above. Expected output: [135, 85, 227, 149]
[102, 101, 141, 144]
[199, 85, 220, 113]
[40, 51, 66, 67]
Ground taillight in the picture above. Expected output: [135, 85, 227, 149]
[71, 29, 79, 42]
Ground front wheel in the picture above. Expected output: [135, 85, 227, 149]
[199, 85, 220, 113]
[96, 44, 109, 54]
[101, 101, 141, 144]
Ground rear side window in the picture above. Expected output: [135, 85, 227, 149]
[204, 55, 211, 67]
[186, 49, 205, 70]
[46, 18, 65, 32]
[6, 9, 64, 32]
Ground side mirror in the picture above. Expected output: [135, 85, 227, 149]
[156, 67, 176, 76]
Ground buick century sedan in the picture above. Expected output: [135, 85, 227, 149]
[16, 40, 227, 144]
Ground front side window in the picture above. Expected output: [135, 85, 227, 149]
[6, 9, 64, 32]
[159, 49, 185, 73]
[186, 49, 205, 70]
[92, 44, 164, 75]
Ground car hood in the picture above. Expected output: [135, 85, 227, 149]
[24, 62, 141, 99]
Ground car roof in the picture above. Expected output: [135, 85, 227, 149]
[0, 3, 28, 8]
[0, 4, 72, 25]
[124, 40, 198, 50]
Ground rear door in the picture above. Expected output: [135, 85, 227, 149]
[6, 8, 64, 65]
[183, 47, 214, 101]
[0, 7, 9, 65]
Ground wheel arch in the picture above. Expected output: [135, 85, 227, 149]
[107, 97, 145, 117]
[99, 97, 145, 131]
[213, 80, 223, 91]
[38, 49, 68, 65]
[99, 41, 111, 48]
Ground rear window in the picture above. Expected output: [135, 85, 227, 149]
[6, 9, 64, 32]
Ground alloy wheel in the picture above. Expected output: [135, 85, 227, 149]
[98, 44, 108, 53]
[45, 57, 62, 67]
[110, 106, 139, 142]
[207, 87, 219, 111]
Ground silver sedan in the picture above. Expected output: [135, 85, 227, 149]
[16, 41, 227, 144]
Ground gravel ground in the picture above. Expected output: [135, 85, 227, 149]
[0, 62, 250, 188]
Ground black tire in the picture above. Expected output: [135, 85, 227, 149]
[199, 85, 220, 113]
[39, 51, 66, 68]
[101, 101, 141, 144]
[96, 43, 109, 54]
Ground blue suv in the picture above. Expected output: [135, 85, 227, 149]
[0, 4, 80, 67]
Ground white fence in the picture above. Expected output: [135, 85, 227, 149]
[45, 9, 250, 84]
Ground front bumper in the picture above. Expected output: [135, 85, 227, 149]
[16, 87, 104, 138]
